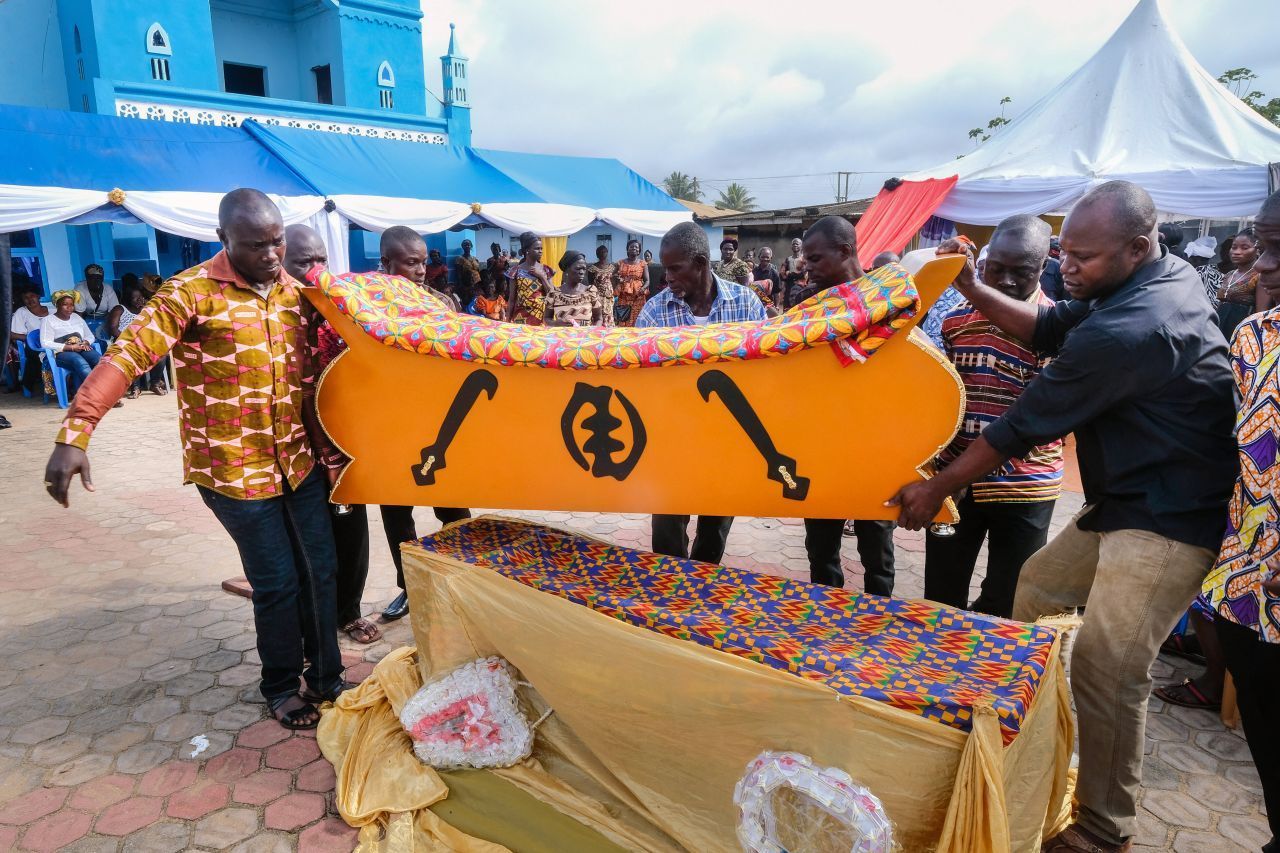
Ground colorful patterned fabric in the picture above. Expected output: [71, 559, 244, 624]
[614, 260, 647, 327]
[505, 264, 553, 325]
[57, 251, 315, 500]
[418, 518, 1058, 744]
[314, 262, 920, 370]
[938, 292, 1064, 503]
[1202, 309, 1280, 642]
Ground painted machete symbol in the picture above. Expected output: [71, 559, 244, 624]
[697, 369, 810, 501]
[410, 369, 498, 486]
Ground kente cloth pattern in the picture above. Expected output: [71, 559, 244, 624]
[418, 518, 1057, 744]
[1202, 309, 1280, 642]
[312, 262, 919, 370]
[58, 251, 314, 500]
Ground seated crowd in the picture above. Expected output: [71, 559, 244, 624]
[34, 182, 1280, 853]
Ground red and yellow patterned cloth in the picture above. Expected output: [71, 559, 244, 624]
[312, 262, 920, 369]
[419, 518, 1058, 745]
[57, 251, 315, 500]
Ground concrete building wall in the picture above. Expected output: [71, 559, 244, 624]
[211, 7, 303, 100]
[0, 0, 70, 109]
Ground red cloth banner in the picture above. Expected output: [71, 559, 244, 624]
[855, 176, 958, 267]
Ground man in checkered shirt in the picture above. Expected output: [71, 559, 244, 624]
[636, 222, 765, 562]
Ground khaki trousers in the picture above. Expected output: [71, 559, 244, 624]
[1013, 507, 1215, 844]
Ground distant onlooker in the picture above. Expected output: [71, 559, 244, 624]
[454, 239, 482, 307]
[423, 248, 449, 291]
[868, 250, 899, 271]
[108, 288, 169, 398]
[1158, 222, 1186, 259]
[1039, 253, 1065, 301]
[780, 237, 807, 307]
[1215, 229, 1264, 337]
[587, 245, 616, 325]
[10, 286, 49, 394]
[1185, 235, 1218, 273]
[543, 251, 603, 327]
[73, 263, 119, 337]
[468, 277, 507, 320]
[40, 291, 102, 388]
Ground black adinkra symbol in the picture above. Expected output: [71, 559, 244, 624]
[560, 383, 647, 481]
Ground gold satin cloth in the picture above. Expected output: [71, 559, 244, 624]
[317, 530, 1076, 852]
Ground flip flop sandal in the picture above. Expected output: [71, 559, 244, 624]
[1160, 633, 1206, 664]
[269, 694, 320, 730]
[1153, 678, 1221, 711]
[301, 680, 359, 705]
[341, 617, 382, 644]
[0, 415, 10, 429]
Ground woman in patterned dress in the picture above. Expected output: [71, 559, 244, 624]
[587, 244, 617, 327]
[504, 231, 554, 325]
[613, 239, 649, 327]
[1215, 229, 1264, 338]
[543, 252, 603, 327]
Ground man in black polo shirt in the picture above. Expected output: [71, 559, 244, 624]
[889, 181, 1237, 853]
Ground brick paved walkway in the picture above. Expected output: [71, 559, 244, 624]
[0, 392, 1271, 851]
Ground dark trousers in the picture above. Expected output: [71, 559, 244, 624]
[55, 348, 100, 384]
[1219, 617, 1280, 850]
[382, 505, 470, 590]
[651, 515, 734, 563]
[804, 519, 896, 596]
[130, 356, 169, 392]
[198, 471, 343, 704]
[924, 494, 1055, 618]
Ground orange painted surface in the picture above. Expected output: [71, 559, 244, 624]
[306, 255, 967, 522]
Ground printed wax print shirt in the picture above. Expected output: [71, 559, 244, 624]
[1202, 310, 1280, 642]
[56, 251, 315, 500]
[635, 276, 767, 328]
[919, 286, 966, 350]
[981, 247, 1238, 551]
[937, 291, 1063, 503]
[713, 258, 753, 283]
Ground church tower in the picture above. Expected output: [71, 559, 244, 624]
[441, 23, 471, 146]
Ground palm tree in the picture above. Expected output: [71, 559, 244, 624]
[662, 172, 702, 202]
[716, 183, 756, 212]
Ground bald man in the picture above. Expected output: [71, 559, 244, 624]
[45, 189, 346, 730]
[890, 181, 1236, 851]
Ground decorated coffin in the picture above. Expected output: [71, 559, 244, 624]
[303, 254, 966, 522]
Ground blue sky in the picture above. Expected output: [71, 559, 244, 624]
[421, 0, 1279, 209]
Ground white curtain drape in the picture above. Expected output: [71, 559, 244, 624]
[308, 207, 351, 275]
[124, 191, 326, 241]
[477, 203, 598, 237]
[330, 194, 471, 235]
[596, 208, 692, 238]
[0, 184, 104, 231]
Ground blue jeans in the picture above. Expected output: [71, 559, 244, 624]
[55, 348, 101, 385]
[198, 470, 343, 704]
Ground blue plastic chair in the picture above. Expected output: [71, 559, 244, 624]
[27, 329, 81, 409]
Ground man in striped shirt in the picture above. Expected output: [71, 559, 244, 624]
[923, 215, 1064, 618]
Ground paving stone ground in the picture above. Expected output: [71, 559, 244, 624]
[0, 392, 1271, 851]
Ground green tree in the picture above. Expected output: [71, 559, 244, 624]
[1218, 67, 1280, 127]
[716, 182, 757, 212]
[968, 96, 1013, 146]
[662, 172, 702, 202]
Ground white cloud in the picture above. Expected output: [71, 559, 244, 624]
[421, 0, 1279, 208]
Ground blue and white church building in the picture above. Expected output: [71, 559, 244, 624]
[0, 0, 472, 291]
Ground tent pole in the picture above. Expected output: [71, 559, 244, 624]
[0, 233, 11, 367]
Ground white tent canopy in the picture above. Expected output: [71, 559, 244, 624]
[908, 0, 1280, 224]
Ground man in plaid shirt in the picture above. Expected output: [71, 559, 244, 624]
[637, 222, 765, 561]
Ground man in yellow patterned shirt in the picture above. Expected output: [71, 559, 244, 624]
[43, 188, 345, 730]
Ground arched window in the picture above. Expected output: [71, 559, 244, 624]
[73, 26, 82, 54]
[146, 23, 172, 56]
[376, 61, 395, 88]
